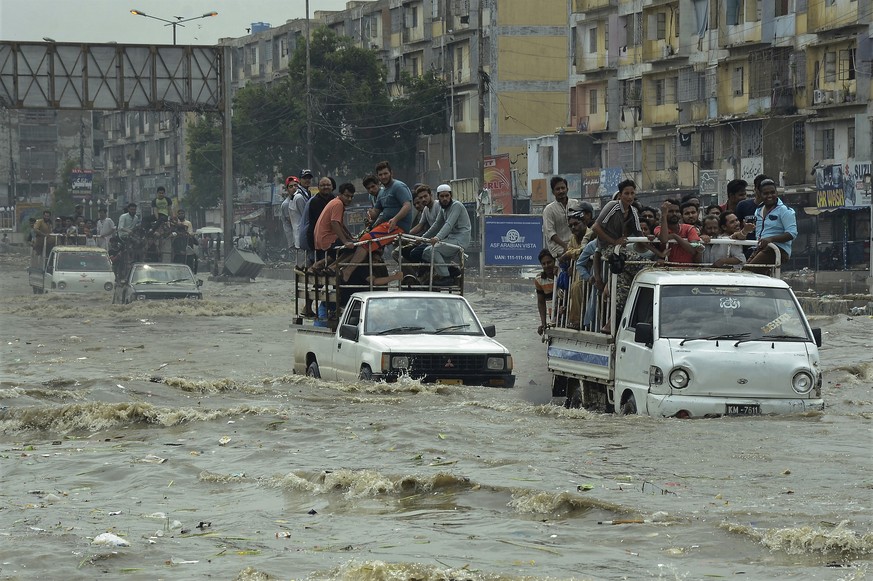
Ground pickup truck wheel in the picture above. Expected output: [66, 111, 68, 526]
[306, 361, 321, 379]
[619, 393, 637, 416]
[359, 365, 373, 381]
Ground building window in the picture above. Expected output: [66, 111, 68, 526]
[589, 27, 597, 53]
[657, 12, 667, 40]
[848, 123, 855, 158]
[655, 143, 666, 170]
[630, 13, 642, 46]
[732, 66, 744, 96]
[824, 51, 836, 82]
[793, 121, 805, 151]
[726, 0, 744, 25]
[265, 40, 273, 62]
[653, 79, 665, 105]
[570, 86, 577, 118]
[701, 130, 715, 162]
[839, 49, 856, 80]
[453, 96, 463, 122]
[280, 39, 288, 57]
[775, 0, 791, 16]
[815, 128, 835, 159]
[589, 89, 598, 114]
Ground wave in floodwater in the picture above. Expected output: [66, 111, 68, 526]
[721, 520, 873, 557]
[237, 562, 580, 581]
[0, 401, 277, 434]
[262, 468, 628, 518]
[0, 296, 293, 318]
[829, 361, 873, 383]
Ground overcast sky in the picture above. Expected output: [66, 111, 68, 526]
[0, 0, 351, 45]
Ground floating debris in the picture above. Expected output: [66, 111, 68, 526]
[92, 532, 130, 547]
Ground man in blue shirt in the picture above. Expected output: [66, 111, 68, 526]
[747, 177, 797, 274]
[339, 160, 412, 282]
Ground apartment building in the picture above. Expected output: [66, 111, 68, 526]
[567, 0, 871, 201]
[218, 0, 568, 189]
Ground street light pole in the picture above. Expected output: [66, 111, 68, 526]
[25, 146, 34, 200]
[130, 9, 218, 45]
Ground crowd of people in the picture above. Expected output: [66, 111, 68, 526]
[535, 174, 798, 335]
[280, 160, 471, 317]
[30, 186, 200, 280]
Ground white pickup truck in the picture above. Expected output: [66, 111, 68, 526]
[547, 244, 824, 418]
[293, 291, 515, 387]
[28, 239, 115, 296]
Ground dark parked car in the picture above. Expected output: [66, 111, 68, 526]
[116, 263, 203, 304]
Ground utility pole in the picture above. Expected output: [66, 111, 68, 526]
[477, 0, 487, 291]
[305, 0, 313, 171]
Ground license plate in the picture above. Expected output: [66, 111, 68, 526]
[437, 378, 463, 385]
[726, 403, 760, 416]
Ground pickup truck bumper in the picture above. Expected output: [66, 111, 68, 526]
[646, 394, 824, 418]
[381, 373, 515, 388]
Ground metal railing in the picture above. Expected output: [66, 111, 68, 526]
[547, 238, 783, 336]
[294, 233, 467, 321]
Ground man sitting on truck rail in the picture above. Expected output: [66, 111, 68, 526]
[746, 178, 797, 275]
[655, 198, 703, 265]
[701, 212, 746, 268]
[32, 210, 54, 252]
[418, 185, 471, 287]
[310, 183, 357, 274]
[339, 160, 413, 283]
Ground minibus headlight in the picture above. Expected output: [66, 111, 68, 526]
[669, 368, 690, 389]
[792, 371, 813, 394]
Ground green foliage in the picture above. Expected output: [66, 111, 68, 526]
[186, 114, 224, 216]
[188, 26, 451, 198]
[51, 159, 77, 216]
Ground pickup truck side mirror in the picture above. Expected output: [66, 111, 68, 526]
[811, 327, 822, 347]
[634, 323, 653, 346]
[483, 324, 496, 337]
[339, 324, 359, 341]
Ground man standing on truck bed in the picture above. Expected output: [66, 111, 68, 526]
[32, 210, 54, 251]
[542, 176, 581, 259]
[655, 198, 703, 264]
[592, 179, 644, 330]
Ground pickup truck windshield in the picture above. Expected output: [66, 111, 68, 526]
[364, 297, 482, 335]
[131, 265, 195, 284]
[659, 285, 810, 342]
[55, 252, 112, 272]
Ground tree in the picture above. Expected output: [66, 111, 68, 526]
[51, 159, 77, 217]
[187, 27, 451, 202]
[186, 114, 223, 224]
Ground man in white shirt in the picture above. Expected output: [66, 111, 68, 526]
[542, 176, 581, 258]
[95, 207, 116, 249]
[117, 203, 141, 240]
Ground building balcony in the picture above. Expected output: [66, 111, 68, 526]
[571, 0, 616, 13]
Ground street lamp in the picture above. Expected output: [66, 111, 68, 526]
[130, 9, 218, 45]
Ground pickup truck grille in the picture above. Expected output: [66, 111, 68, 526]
[400, 354, 487, 373]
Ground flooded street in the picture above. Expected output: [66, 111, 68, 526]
[1, 253, 871, 581]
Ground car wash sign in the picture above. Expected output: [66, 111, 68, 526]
[484, 215, 543, 266]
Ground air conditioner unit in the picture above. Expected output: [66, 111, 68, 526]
[813, 89, 827, 105]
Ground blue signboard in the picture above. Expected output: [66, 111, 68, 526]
[484, 215, 543, 266]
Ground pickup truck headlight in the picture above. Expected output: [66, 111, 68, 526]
[104, 282, 114, 291]
[136, 294, 147, 301]
[669, 368, 690, 389]
[57, 281, 67, 290]
[792, 371, 814, 394]
[487, 356, 506, 370]
[391, 356, 409, 369]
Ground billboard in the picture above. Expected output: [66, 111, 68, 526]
[484, 215, 543, 266]
[70, 169, 93, 200]
[815, 164, 845, 208]
[483, 154, 512, 214]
